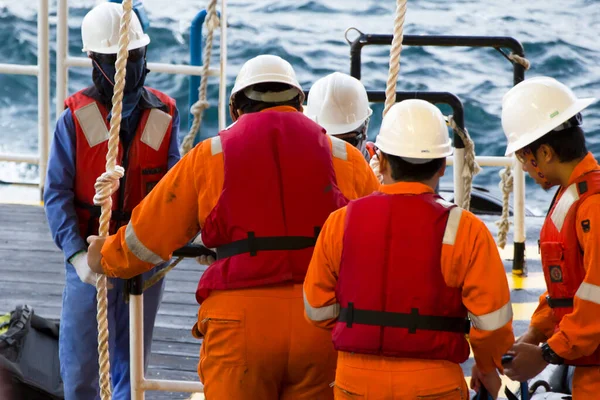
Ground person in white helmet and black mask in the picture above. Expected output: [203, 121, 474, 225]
[43, 3, 180, 398]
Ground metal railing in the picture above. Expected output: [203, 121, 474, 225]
[347, 32, 528, 273]
[0, 0, 50, 198]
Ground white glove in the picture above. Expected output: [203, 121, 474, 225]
[70, 251, 111, 288]
[369, 153, 384, 184]
[193, 234, 216, 266]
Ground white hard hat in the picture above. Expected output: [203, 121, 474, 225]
[375, 99, 452, 162]
[305, 72, 373, 135]
[81, 2, 150, 54]
[502, 76, 596, 156]
[230, 55, 304, 105]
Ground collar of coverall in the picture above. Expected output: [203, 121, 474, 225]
[259, 105, 298, 113]
[567, 152, 600, 186]
[378, 182, 435, 196]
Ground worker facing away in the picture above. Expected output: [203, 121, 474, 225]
[303, 99, 515, 400]
[305, 72, 373, 160]
[86, 54, 380, 399]
[500, 76, 600, 399]
[43, 3, 180, 399]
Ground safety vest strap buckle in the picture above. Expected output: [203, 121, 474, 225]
[215, 227, 321, 259]
[546, 295, 574, 308]
[338, 305, 470, 334]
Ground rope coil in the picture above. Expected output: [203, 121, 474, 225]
[448, 116, 481, 210]
[383, 0, 408, 118]
[180, 0, 220, 155]
[93, 1, 135, 398]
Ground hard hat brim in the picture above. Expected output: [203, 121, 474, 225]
[504, 97, 597, 156]
[318, 108, 373, 135]
[82, 34, 151, 55]
[375, 134, 453, 159]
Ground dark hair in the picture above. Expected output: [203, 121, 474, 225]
[232, 82, 302, 114]
[527, 125, 587, 163]
[381, 152, 445, 182]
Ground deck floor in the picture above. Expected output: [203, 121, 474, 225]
[0, 203, 546, 398]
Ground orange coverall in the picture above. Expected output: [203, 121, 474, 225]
[99, 107, 381, 399]
[529, 153, 600, 399]
[303, 182, 515, 399]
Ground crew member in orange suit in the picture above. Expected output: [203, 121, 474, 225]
[500, 77, 600, 399]
[86, 54, 380, 399]
[303, 99, 515, 399]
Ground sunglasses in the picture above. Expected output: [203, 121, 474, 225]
[91, 47, 146, 65]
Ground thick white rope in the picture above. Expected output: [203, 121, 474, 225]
[383, 0, 407, 118]
[92, 1, 134, 398]
[180, 0, 219, 155]
[496, 166, 514, 248]
[448, 116, 481, 210]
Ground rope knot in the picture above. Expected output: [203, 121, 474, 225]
[93, 166, 125, 206]
[190, 99, 210, 115]
[447, 116, 480, 210]
[508, 53, 531, 70]
[206, 12, 220, 31]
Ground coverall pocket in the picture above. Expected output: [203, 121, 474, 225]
[416, 386, 463, 399]
[540, 241, 571, 288]
[199, 314, 246, 366]
[333, 382, 364, 399]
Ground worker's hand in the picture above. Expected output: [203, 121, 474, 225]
[192, 233, 216, 266]
[504, 342, 548, 382]
[196, 255, 216, 266]
[86, 235, 108, 274]
[470, 365, 501, 399]
[69, 250, 112, 289]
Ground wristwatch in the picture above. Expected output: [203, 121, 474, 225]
[541, 342, 564, 365]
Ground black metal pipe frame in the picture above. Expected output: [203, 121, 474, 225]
[349, 33, 527, 273]
[349, 34, 526, 86]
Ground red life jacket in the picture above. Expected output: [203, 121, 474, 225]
[196, 110, 348, 304]
[64, 87, 175, 239]
[540, 170, 600, 366]
[332, 192, 470, 363]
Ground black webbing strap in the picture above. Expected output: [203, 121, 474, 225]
[215, 227, 321, 260]
[338, 303, 470, 334]
[74, 199, 131, 221]
[546, 296, 574, 308]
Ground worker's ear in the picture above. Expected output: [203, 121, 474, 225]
[437, 158, 447, 178]
[229, 102, 240, 122]
[378, 153, 388, 176]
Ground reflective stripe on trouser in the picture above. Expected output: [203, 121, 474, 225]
[573, 366, 600, 400]
[59, 261, 166, 400]
[197, 284, 337, 400]
[333, 351, 468, 400]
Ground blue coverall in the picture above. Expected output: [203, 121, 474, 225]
[44, 92, 180, 400]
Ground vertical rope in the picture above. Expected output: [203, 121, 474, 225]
[383, 0, 408, 118]
[448, 117, 481, 210]
[92, 1, 134, 398]
[180, 0, 219, 155]
[496, 166, 514, 248]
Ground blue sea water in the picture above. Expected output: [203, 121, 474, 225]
[0, 0, 599, 214]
